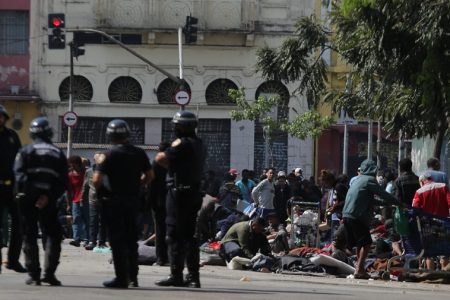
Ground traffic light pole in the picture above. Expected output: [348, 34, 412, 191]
[66, 29, 182, 85]
[178, 27, 185, 111]
[67, 43, 74, 157]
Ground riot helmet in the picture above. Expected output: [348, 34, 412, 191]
[0, 105, 10, 120]
[106, 119, 130, 142]
[29, 117, 53, 140]
[172, 110, 197, 137]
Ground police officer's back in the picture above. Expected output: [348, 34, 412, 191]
[93, 119, 153, 288]
[155, 110, 206, 288]
[14, 117, 68, 285]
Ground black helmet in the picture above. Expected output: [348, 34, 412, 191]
[29, 117, 53, 140]
[106, 119, 130, 141]
[172, 110, 198, 128]
[0, 105, 10, 120]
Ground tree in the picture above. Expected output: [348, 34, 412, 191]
[229, 16, 333, 142]
[245, 0, 450, 158]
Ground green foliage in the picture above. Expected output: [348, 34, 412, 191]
[229, 88, 332, 139]
[340, 0, 376, 17]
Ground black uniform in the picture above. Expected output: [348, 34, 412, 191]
[14, 138, 68, 281]
[165, 135, 206, 282]
[96, 143, 151, 284]
[0, 126, 22, 269]
[148, 161, 168, 265]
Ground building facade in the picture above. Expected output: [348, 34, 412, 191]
[30, 0, 316, 176]
[0, 0, 41, 144]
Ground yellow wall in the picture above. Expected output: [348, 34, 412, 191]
[2, 101, 42, 145]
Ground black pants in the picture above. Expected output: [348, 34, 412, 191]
[89, 201, 106, 245]
[103, 198, 138, 283]
[0, 185, 23, 265]
[151, 202, 167, 263]
[20, 197, 62, 279]
[166, 188, 201, 277]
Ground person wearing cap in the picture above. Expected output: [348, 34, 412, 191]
[0, 105, 26, 274]
[154, 111, 206, 288]
[274, 171, 291, 225]
[294, 167, 303, 181]
[394, 158, 420, 206]
[349, 167, 362, 186]
[93, 119, 153, 288]
[14, 117, 69, 285]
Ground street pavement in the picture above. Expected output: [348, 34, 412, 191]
[1, 241, 449, 300]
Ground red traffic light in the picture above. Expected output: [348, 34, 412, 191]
[52, 17, 63, 27]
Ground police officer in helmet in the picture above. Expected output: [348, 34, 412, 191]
[93, 119, 153, 288]
[14, 117, 69, 285]
[0, 105, 26, 274]
[155, 110, 206, 288]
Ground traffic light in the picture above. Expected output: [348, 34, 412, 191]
[70, 42, 85, 60]
[48, 13, 65, 49]
[183, 16, 198, 44]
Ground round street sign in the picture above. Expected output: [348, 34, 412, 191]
[174, 90, 191, 106]
[63, 111, 78, 127]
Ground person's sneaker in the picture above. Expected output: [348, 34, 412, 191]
[69, 240, 80, 247]
[155, 275, 185, 287]
[103, 278, 128, 289]
[41, 275, 62, 286]
[5, 262, 27, 273]
[81, 241, 89, 247]
[84, 243, 96, 251]
[25, 277, 41, 286]
[153, 259, 168, 266]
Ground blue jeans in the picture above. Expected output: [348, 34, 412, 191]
[72, 202, 89, 242]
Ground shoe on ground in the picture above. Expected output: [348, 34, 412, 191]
[103, 278, 128, 289]
[6, 262, 27, 273]
[81, 241, 89, 247]
[84, 243, 96, 250]
[185, 273, 201, 288]
[25, 277, 41, 286]
[69, 240, 80, 247]
[153, 260, 168, 266]
[155, 275, 186, 287]
[129, 278, 138, 287]
[41, 275, 62, 286]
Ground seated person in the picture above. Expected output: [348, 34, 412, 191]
[265, 213, 289, 254]
[220, 218, 271, 262]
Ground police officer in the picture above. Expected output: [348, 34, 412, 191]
[14, 117, 68, 285]
[93, 119, 153, 288]
[0, 105, 26, 274]
[155, 110, 206, 288]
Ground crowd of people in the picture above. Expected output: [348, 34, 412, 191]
[1, 102, 450, 289]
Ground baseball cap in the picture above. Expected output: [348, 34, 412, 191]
[229, 168, 239, 175]
[277, 171, 286, 178]
[294, 167, 303, 174]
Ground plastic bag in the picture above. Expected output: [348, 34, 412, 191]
[394, 207, 409, 235]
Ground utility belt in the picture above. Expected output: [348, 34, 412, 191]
[0, 179, 13, 186]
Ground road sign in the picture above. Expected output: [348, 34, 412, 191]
[63, 111, 78, 127]
[174, 90, 190, 106]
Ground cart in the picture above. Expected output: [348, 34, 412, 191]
[383, 208, 450, 280]
[289, 201, 321, 248]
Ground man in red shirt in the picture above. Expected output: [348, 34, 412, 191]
[412, 172, 450, 218]
[412, 171, 450, 270]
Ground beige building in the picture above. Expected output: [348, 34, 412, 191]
[30, 0, 315, 176]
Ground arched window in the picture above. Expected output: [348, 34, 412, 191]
[255, 80, 290, 120]
[108, 76, 142, 103]
[205, 78, 238, 105]
[157, 78, 191, 104]
[59, 75, 93, 102]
